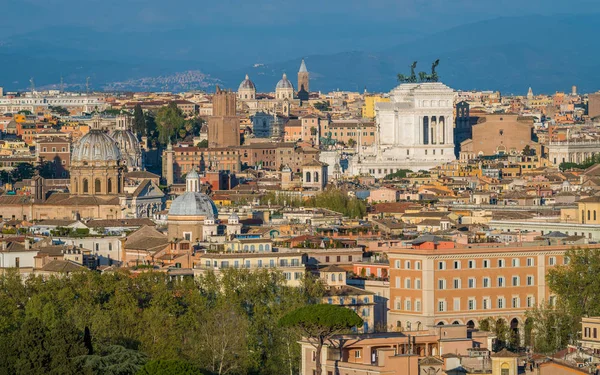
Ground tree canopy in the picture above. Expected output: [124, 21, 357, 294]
[306, 188, 366, 218]
[280, 304, 362, 375]
[137, 359, 208, 375]
[0, 268, 324, 375]
[155, 102, 185, 145]
[133, 104, 146, 136]
[383, 169, 412, 180]
[525, 247, 600, 353]
[313, 101, 331, 112]
[280, 304, 363, 332]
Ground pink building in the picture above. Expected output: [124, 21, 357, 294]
[368, 187, 399, 203]
[300, 325, 490, 375]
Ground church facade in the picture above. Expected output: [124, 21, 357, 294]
[350, 82, 456, 177]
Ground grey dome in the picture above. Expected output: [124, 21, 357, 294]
[110, 128, 141, 168]
[168, 192, 218, 218]
[276, 73, 294, 90]
[72, 130, 122, 163]
[238, 74, 256, 91]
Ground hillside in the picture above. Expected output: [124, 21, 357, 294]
[1, 14, 599, 93]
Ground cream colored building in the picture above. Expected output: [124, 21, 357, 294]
[193, 252, 306, 286]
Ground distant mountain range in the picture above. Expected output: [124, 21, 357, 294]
[1, 14, 599, 94]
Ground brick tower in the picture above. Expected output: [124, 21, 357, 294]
[208, 86, 240, 148]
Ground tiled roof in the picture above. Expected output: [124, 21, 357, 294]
[40, 260, 87, 273]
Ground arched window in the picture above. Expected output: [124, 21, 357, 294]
[588, 210, 591, 221]
[314, 172, 319, 183]
[250, 245, 255, 251]
[339, 273, 343, 281]
[331, 274, 336, 282]
[83, 179, 89, 193]
[258, 244, 264, 251]
[265, 244, 270, 251]
[305, 172, 311, 183]
[75, 179, 78, 194]
[107, 178, 113, 194]
[95, 179, 101, 193]
[244, 245, 249, 251]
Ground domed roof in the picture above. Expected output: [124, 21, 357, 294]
[187, 168, 199, 180]
[72, 130, 122, 163]
[276, 73, 294, 90]
[110, 128, 141, 167]
[168, 192, 218, 218]
[238, 74, 256, 91]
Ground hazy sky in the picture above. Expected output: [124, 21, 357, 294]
[4, 0, 600, 35]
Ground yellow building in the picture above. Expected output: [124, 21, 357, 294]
[362, 95, 390, 119]
[320, 265, 376, 333]
[578, 196, 600, 224]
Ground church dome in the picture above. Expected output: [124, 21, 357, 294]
[72, 130, 122, 163]
[276, 73, 294, 90]
[238, 74, 256, 91]
[110, 128, 141, 168]
[168, 192, 218, 218]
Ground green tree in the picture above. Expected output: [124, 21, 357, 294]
[347, 138, 356, 147]
[197, 139, 209, 148]
[306, 188, 366, 218]
[76, 344, 148, 375]
[14, 317, 51, 375]
[478, 318, 511, 351]
[279, 304, 363, 375]
[313, 101, 330, 112]
[18, 110, 32, 116]
[384, 169, 411, 180]
[49, 106, 70, 116]
[547, 247, 600, 319]
[193, 302, 247, 375]
[36, 161, 54, 179]
[526, 302, 576, 354]
[137, 359, 207, 375]
[133, 104, 146, 135]
[155, 103, 185, 145]
[11, 163, 35, 182]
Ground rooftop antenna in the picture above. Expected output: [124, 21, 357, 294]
[86, 77, 90, 94]
[29, 77, 35, 95]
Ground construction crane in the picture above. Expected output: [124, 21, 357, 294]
[86, 77, 91, 94]
[29, 77, 35, 95]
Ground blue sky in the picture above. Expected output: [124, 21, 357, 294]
[4, 0, 600, 35]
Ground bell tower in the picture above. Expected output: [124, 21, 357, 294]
[298, 59, 309, 93]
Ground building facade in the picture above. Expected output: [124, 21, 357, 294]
[208, 87, 240, 148]
[386, 243, 596, 339]
[353, 82, 456, 176]
[36, 136, 71, 178]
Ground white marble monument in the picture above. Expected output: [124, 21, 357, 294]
[353, 82, 456, 177]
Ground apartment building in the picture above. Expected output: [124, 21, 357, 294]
[300, 325, 492, 375]
[193, 252, 306, 286]
[36, 136, 71, 178]
[387, 242, 600, 340]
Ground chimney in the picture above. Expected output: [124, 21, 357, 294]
[25, 239, 30, 250]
